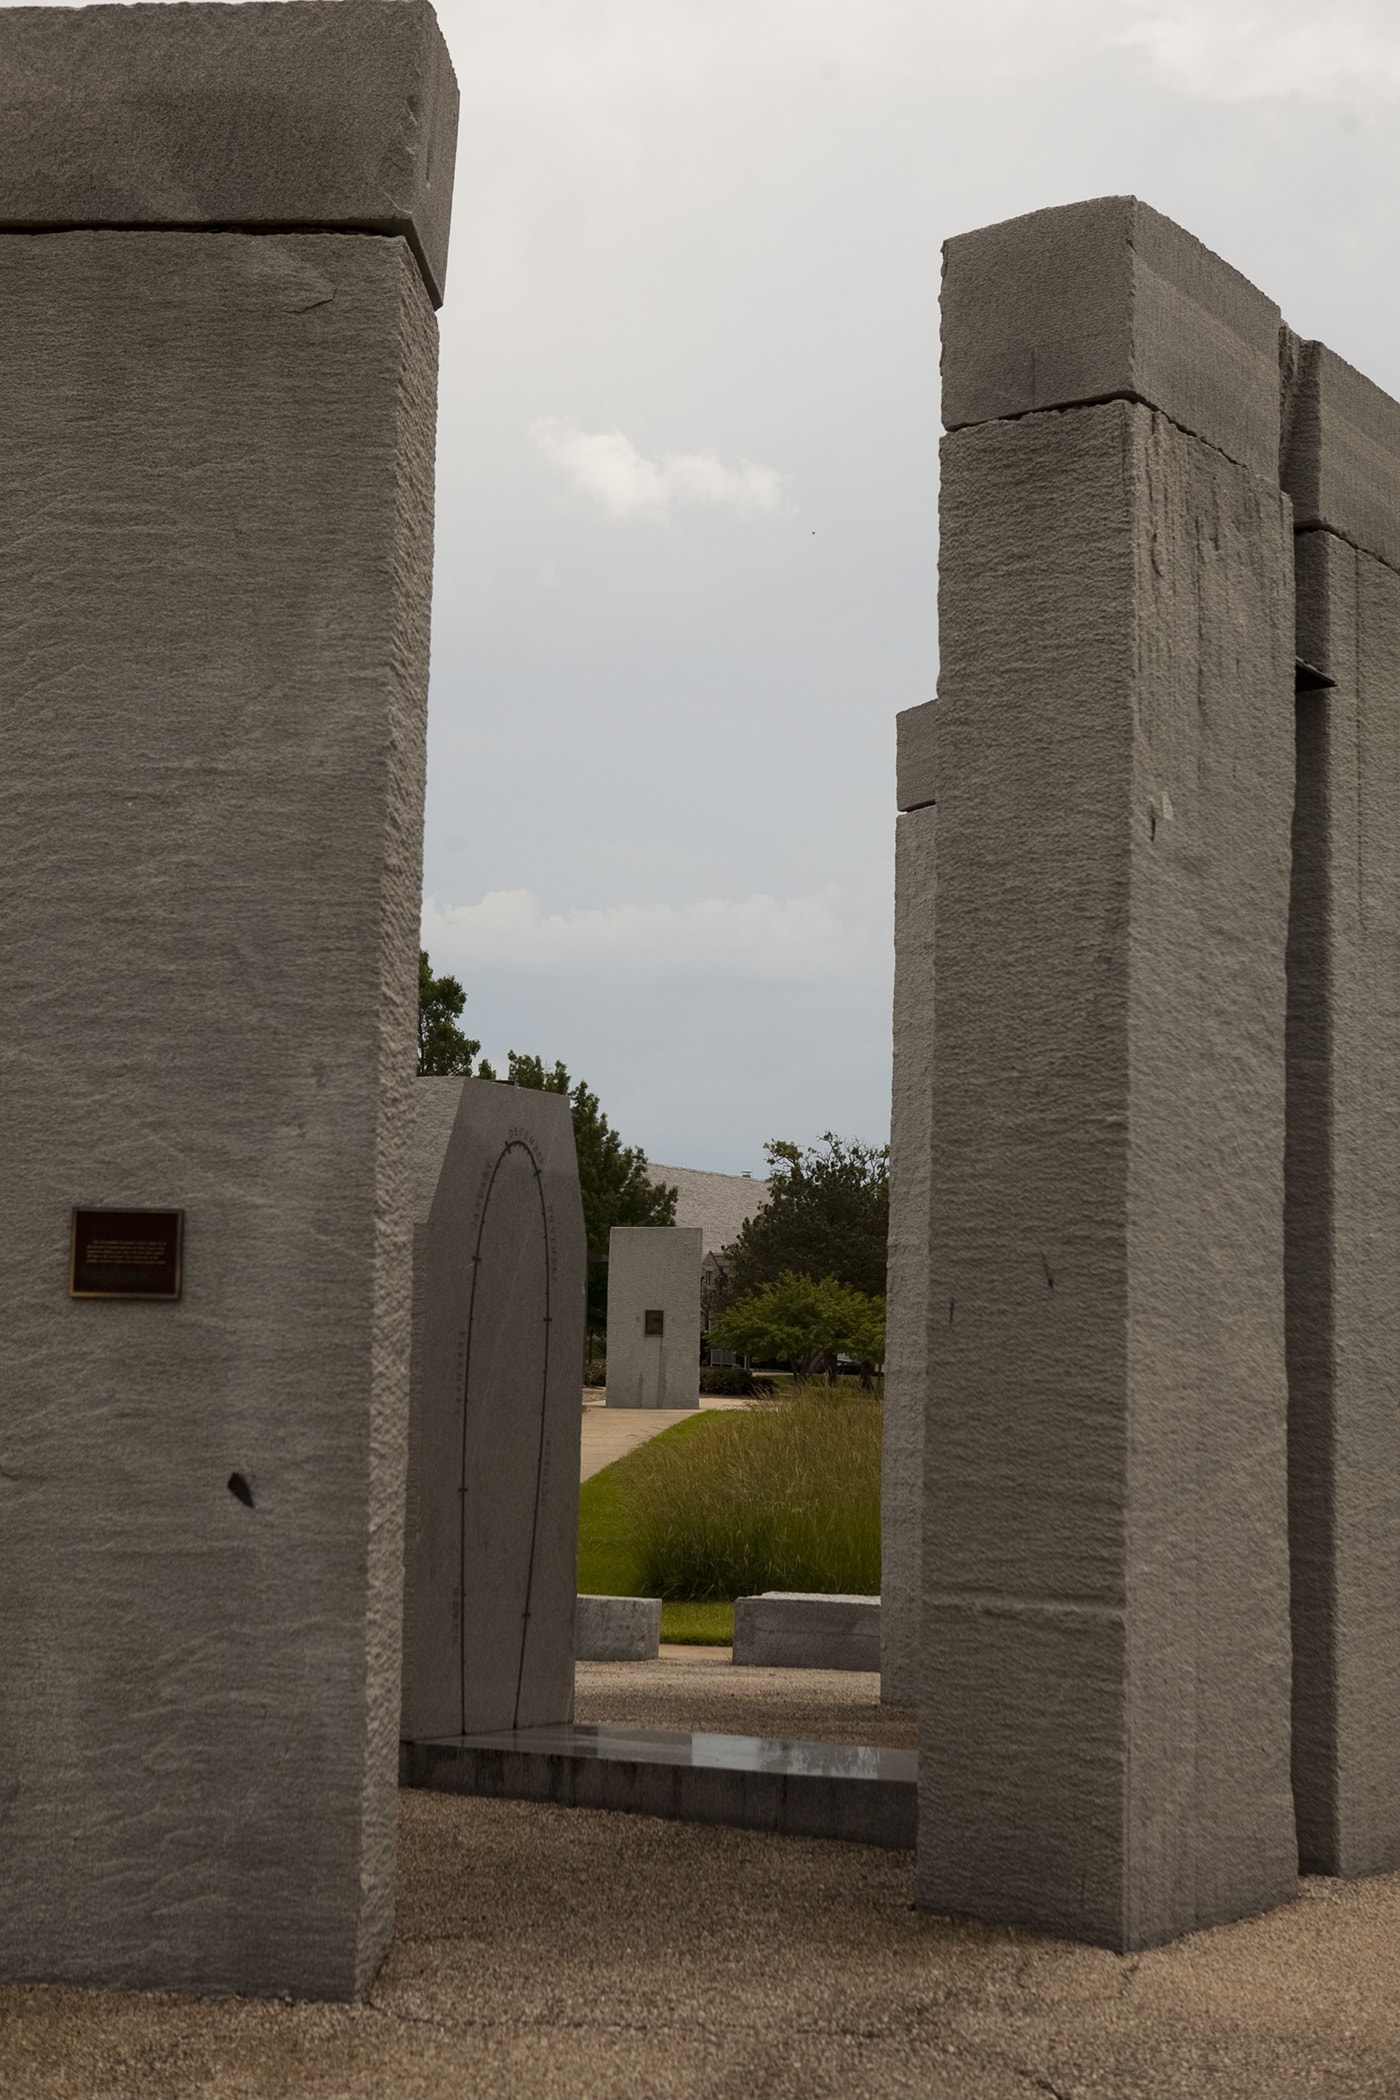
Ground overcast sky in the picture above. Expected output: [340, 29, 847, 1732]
[420, 0, 1400, 1171]
[32, 0, 1400, 1169]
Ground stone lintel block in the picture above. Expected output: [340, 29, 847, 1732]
[0, 1, 459, 305]
[942, 196, 1281, 480]
[575, 1595, 662, 1662]
[896, 699, 937, 812]
[1282, 330, 1400, 573]
[733, 1592, 880, 1672]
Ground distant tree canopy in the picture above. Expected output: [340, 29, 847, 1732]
[497, 1050, 677, 1265]
[707, 1271, 886, 1385]
[723, 1133, 889, 1302]
[417, 951, 481, 1076]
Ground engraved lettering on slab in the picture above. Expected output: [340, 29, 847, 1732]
[69, 1208, 183, 1299]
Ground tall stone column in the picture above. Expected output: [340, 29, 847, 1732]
[880, 702, 936, 1708]
[915, 199, 1298, 1948]
[1282, 338, 1400, 1878]
[0, 4, 457, 1998]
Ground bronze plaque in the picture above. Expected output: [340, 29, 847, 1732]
[70, 1207, 183, 1300]
[643, 1308, 665, 1338]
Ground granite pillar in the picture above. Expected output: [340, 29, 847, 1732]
[880, 702, 936, 1708]
[401, 1078, 586, 1743]
[915, 198, 1298, 1948]
[0, 2, 457, 1999]
[1282, 337, 1400, 1878]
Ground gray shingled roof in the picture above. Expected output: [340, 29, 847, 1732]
[646, 1163, 769, 1259]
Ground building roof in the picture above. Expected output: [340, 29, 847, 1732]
[646, 1163, 769, 1259]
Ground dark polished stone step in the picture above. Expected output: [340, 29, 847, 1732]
[401, 1723, 917, 1849]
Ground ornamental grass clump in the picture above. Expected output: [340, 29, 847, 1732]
[629, 1387, 881, 1600]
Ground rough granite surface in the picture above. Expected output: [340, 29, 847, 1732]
[401, 1078, 586, 1742]
[881, 797, 935, 1707]
[941, 196, 1282, 479]
[895, 696, 937, 813]
[1287, 526, 1400, 1878]
[0, 232, 439, 1999]
[1282, 329, 1400, 572]
[921, 395, 1296, 1948]
[0, 1, 459, 304]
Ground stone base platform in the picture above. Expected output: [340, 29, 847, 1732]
[400, 1723, 915, 1848]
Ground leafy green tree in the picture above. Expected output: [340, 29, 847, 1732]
[708, 1271, 886, 1384]
[503, 1051, 678, 1333]
[724, 1133, 889, 1301]
[417, 950, 481, 1076]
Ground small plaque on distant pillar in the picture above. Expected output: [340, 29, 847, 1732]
[69, 1208, 183, 1300]
[643, 1308, 665, 1337]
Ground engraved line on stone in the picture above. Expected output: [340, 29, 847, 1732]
[512, 1151, 555, 1732]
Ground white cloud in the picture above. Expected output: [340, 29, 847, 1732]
[423, 887, 885, 980]
[1119, 0, 1400, 104]
[531, 418, 790, 523]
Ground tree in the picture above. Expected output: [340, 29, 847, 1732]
[708, 1272, 886, 1384]
[723, 1133, 889, 1301]
[503, 1051, 678, 1330]
[417, 951, 481, 1076]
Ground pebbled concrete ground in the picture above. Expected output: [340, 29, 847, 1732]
[4, 1658, 1399, 2099]
[575, 1648, 917, 1748]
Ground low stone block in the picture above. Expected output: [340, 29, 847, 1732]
[733, 1593, 881, 1672]
[0, 1, 459, 304]
[576, 1595, 662, 1662]
[941, 196, 1281, 478]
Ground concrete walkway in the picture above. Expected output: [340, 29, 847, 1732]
[579, 1391, 748, 1482]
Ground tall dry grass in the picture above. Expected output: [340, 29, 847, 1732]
[628, 1386, 881, 1599]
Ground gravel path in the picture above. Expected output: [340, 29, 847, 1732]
[5, 1794, 1400, 2099]
[4, 1659, 1396, 2096]
[574, 1649, 916, 1748]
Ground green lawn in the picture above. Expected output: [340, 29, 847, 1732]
[578, 1413, 735, 1645]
